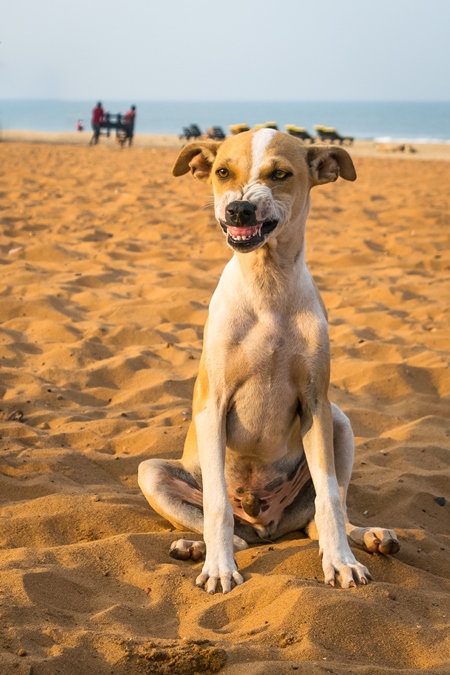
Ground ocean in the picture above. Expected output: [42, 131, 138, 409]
[1, 100, 450, 142]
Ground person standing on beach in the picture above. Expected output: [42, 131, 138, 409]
[89, 102, 105, 145]
[123, 105, 136, 146]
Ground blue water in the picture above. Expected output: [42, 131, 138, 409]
[1, 100, 450, 142]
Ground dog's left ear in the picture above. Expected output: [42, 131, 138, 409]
[307, 146, 356, 186]
[172, 141, 222, 181]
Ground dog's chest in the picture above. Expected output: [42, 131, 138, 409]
[223, 317, 305, 457]
[229, 314, 294, 378]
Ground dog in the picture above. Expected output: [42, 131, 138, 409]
[138, 129, 399, 595]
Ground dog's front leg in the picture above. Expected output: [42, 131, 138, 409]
[194, 403, 244, 594]
[302, 400, 370, 588]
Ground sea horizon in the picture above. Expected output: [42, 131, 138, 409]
[1, 99, 450, 142]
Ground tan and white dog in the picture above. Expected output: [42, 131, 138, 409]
[138, 129, 399, 595]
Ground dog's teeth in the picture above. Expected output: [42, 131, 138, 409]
[230, 230, 261, 242]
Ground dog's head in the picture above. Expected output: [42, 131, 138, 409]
[173, 129, 356, 253]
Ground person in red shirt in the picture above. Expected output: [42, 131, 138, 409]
[89, 102, 105, 145]
[122, 105, 136, 146]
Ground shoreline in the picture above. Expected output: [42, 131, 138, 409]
[2, 129, 450, 160]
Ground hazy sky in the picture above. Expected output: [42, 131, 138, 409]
[2, 0, 450, 101]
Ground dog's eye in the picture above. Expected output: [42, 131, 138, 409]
[216, 168, 229, 179]
[271, 169, 291, 180]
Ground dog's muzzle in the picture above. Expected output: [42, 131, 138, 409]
[220, 200, 278, 252]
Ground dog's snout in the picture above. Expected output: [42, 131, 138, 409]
[225, 201, 257, 226]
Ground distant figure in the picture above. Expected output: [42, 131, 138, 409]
[123, 105, 136, 146]
[89, 102, 105, 145]
[76, 119, 84, 132]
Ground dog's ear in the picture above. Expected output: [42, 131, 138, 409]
[172, 141, 222, 181]
[307, 146, 356, 186]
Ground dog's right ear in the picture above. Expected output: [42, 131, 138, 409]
[172, 141, 222, 181]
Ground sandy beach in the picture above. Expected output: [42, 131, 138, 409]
[2, 130, 450, 161]
[0, 136, 449, 674]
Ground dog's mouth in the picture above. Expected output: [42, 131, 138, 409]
[219, 220, 279, 252]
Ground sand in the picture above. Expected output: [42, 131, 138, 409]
[2, 130, 450, 161]
[0, 137, 449, 675]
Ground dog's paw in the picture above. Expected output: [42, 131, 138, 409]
[362, 528, 400, 555]
[195, 553, 244, 595]
[169, 539, 206, 562]
[321, 550, 372, 588]
[348, 526, 400, 556]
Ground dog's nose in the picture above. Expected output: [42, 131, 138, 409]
[225, 201, 257, 226]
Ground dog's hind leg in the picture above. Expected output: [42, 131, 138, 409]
[331, 404, 400, 556]
[138, 458, 204, 532]
[138, 458, 248, 561]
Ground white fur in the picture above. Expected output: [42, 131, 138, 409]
[250, 128, 276, 183]
[194, 405, 244, 593]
